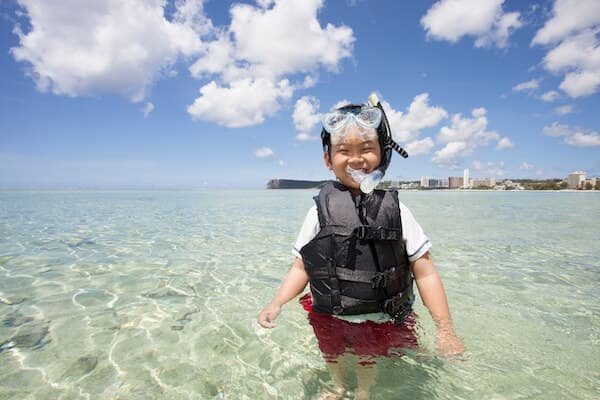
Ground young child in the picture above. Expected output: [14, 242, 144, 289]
[258, 93, 463, 400]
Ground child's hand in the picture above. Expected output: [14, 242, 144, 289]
[436, 329, 464, 357]
[257, 302, 282, 328]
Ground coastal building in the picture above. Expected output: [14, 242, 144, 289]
[471, 178, 496, 188]
[463, 169, 470, 188]
[584, 177, 597, 189]
[400, 182, 419, 190]
[420, 176, 449, 189]
[568, 171, 586, 189]
[448, 176, 464, 189]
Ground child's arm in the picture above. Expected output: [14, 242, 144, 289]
[412, 252, 464, 356]
[258, 257, 309, 328]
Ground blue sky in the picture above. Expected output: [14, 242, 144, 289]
[1, 0, 599, 189]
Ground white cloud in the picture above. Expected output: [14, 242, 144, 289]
[543, 121, 570, 136]
[421, 0, 522, 48]
[226, 0, 354, 79]
[437, 108, 498, 144]
[532, 0, 600, 45]
[10, 0, 355, 128]
[564, 131, 600, 147]
[189, 33, 235, 78]
[432, 141, 469, 167]
[543, 122, 600, 147]
[472, 160, 505, 177]
[142, 102, 155, 117]
[405, 137, 435, 156]
[186, 0, 354, 127]
[384, 93, 448, 144]
[255, 147, 275, 158]
[293, 96, 321, 141]
[520, 162, 535, 171]
[187, 78, 293, 127]
[496, 137, 514, 150]
[475, 11, 521, 48]
[540, 90, 560, 102]
[10, 0, 205, 102]
[433, 107, 499, 167]
[532, 0, 600, 98]
[519, 162, 544, 176]
[554, 104, 573, 115]
[512, 79, 540, 92]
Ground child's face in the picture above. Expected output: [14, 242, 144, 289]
[324, 126, 382, 192]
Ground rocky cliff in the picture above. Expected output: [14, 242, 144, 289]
[267, 179, 330, 189]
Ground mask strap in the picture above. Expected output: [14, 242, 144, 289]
[384, 137, 408, 158]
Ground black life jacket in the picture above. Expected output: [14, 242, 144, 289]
[300, 181, 414, 321]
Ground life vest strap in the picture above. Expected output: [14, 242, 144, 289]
[354, 225, 402, 240]
[312, 294, 381, 315]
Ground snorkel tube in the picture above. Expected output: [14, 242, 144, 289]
[356, 93, 408, 193]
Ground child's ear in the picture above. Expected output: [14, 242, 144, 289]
[323, 152, 332, 170]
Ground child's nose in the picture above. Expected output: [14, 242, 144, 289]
[348, 154, 365, 168]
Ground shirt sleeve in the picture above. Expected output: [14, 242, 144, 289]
[399, 201, 432, 262]
[291, 205, 320, 259]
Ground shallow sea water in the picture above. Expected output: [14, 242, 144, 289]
[0, 189, 598, 399]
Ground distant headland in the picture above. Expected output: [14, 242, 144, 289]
[266, 179, 329, 189]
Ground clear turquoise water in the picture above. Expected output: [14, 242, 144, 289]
[0, 189, 598, 399]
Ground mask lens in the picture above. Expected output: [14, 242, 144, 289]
[323, 111, 350, 133]
[356, 107, 381, 128]
[322, 106, 382, 134]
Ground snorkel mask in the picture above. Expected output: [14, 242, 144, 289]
[321, 93, 408, 193]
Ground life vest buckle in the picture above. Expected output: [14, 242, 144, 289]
[371, 272, 387, 289]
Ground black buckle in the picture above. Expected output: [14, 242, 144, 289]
[355, 225, 368, 239]
[371, 272, 387, 289]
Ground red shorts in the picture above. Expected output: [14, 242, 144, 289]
[299, 293, 418, 364]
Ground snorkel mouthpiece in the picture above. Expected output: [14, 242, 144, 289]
[347, 167, 384, 194]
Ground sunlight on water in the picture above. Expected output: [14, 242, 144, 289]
[0, 189, 599, 399]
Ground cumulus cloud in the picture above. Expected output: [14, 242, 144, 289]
[543, 122, 600, 147]
[421, 0, 522, 48]
[432, 141, 469, 168]
[512, 79, 540, 92]
[293, 96, 321, 141]
[543, 121, 570, 137]
[540, 90, 560, 102]
[187, 78, 293, 127]
[532, 0, 600, 45]
[519, 162, 544, 176]
[142, 102, 155, 117]
[520, 162, 535, 171]
[255, 147, 275, 158]
[187, 0, 354, 126]
[10, 0, 205, 102]
[532, 0, 600, 98]
[496, 137, 514, 150]
[433, 107, 499, 167]
[404, 137, 435, 157]
[472, 160, 505, 177]
[554, 104, 573, 115]
[564, 131, 600, 147]
[10, 0, 355, 127]
[384, 93, 447, 148]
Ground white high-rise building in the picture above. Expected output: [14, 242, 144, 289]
[568, 171, 586, 189]
[463, 168, 470, 188]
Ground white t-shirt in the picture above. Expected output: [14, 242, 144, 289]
[292, 201, 431, 262]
